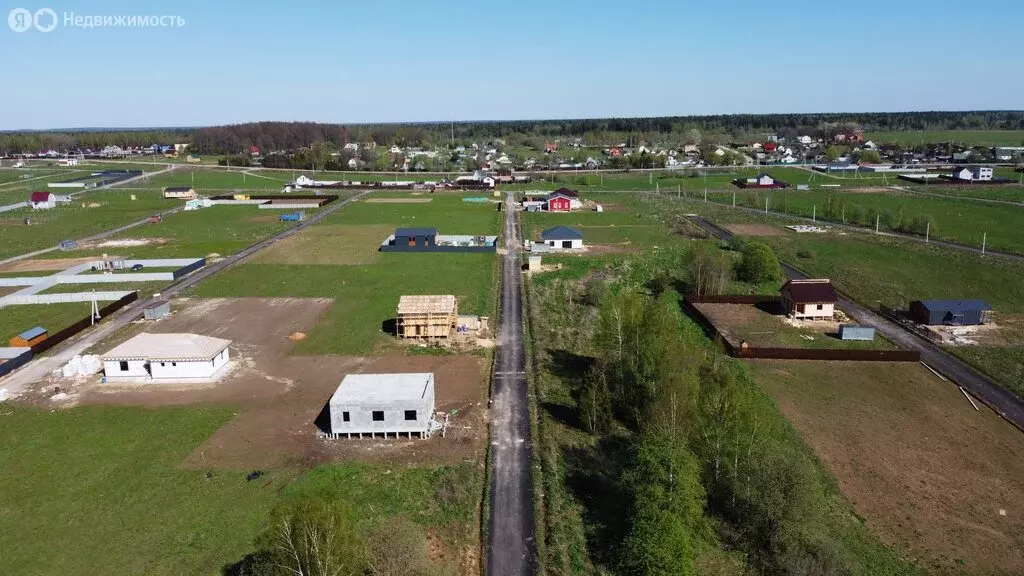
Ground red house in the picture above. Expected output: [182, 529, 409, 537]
[546, 196, 571, 212]
[248, 145, 261, 156]
[763, 142, 778, 152]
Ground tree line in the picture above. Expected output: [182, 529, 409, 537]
[3, 111, 1022, 155]
[531, 231, 911, 575]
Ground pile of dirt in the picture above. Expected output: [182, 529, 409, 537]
[288, 332, 306, 341]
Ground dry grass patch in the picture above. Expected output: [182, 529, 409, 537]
[255, 224, 392, 265]
[752, 360, 1024, 575]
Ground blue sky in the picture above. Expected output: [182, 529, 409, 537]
[0, 0, 1021, 129]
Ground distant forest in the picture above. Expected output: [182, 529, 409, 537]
[2, 111, 1023, 155]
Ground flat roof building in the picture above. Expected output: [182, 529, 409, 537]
[328, 373, 436, 438]
[101, 332, 231, 381]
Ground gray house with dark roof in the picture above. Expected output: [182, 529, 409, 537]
[380, 227, 497, 253]
[910, 300, 992, 326]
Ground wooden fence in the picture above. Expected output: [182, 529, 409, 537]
[30, 292, 139, 355]
[683, 297, 920, 362]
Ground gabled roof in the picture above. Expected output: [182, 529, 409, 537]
[398, 295, 456, 315]
[101, 333, 230, 362]
[781, 279, 837, 304]
[550, 187, 579, 198]
[914, 300, 991, 313]
[755, 173, 774, 180]
[30, 192, 53, 202]
[18, 326, 47, 340]
[542, 226, 583, 241]
[395, 227, 438, 237]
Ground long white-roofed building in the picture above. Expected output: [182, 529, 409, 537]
[101, 333, 231, 381]
[328, 373, 436, 438]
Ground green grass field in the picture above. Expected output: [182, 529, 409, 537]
[0, 404, 479, 575]
[906, 184, 1024, 204]
[192, 194, 502, 354]
[0, 301, 98, 342]
[122, 169, 292, 191]
[706, 188, 1024, 254]
[864, 130, 1024, 146]
[95, 205, 295, 258]
[0, 191, 179, 259]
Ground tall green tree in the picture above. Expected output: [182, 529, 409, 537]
[737, 242, 781, 285]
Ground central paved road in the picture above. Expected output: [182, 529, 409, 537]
[487, 193, 535, 575]
[687, 214, 1024, 432]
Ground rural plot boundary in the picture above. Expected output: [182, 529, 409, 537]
[683, 295, 921, 362]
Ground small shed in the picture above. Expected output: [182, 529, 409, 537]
[328, 373, 436, 438]
[9, 326, 48, 348]
[909, 300, 992, 326]
[143, 300, 171, 320]
[528, 255, 542, 271]
[541, 226, 584, 249]
[839, 324, 875, 341]
[397, 295, 458, 339]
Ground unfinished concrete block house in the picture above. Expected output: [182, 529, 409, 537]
[397, 295, 457, 339]
[327, 373, 436, 438]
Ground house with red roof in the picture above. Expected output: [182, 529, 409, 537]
[30, 191, 56, 210]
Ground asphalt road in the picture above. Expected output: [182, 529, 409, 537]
[0, 191, 370, 397]
[687, 214, 1024, 432]
[487, 193, 535, 576]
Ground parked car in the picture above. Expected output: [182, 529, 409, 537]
[130, 264, 144, 272]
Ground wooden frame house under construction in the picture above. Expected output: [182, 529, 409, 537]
[397, 295, 458, 339]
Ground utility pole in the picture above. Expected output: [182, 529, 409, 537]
[925, 221, 930, 243]
[765, 197, 769, 214]
[875, 214, 880, 234]
[704, 188, 707, 202]
[732, 191, 736, 207]
[982, 232, 987, 255]
[812, 205, 816, 222]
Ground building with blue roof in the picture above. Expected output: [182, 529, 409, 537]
[909, 300, 992, 326]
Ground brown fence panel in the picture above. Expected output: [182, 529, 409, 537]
[687, 295, 781, 305]
[737, 346, 920, 362]
[30, 292, 139, 355]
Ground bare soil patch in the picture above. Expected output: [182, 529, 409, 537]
[28, 297, 488, 471]
[752, 361, 1024, 575]
[0, 257, 106, 273]
[586, 243, 637, 254]
[247, 215, 279, 223]
[255, 224, 391, 266]
[725, 223, 786, 236]
[364, 198, 433, 204]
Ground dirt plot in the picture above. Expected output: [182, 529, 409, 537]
[0, 256, 109, 273]
[255, 224, 391, 266]
[752, 361, 1024, 575]
[724, 223, 787, 236]
[364, 198, 433, 203]
[31, 297, 488, 471]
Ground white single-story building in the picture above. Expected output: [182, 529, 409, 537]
[328, 373, 436, 438]
[163, 186, 197, 199]
[101, 332, 231, 381]
[541, 226, 584, 250]
[952, 166, 993, 181]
